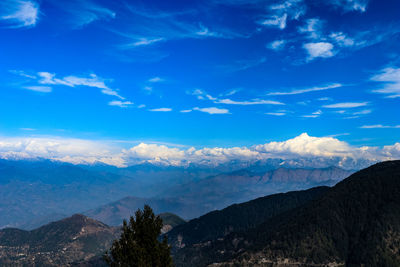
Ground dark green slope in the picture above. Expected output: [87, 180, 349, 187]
[175, 161, 400, 267]
[168, 186, 329, 252]
[159, 213, 186, 228]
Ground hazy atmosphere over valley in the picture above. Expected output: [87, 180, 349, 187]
[0, 0, 399, 266]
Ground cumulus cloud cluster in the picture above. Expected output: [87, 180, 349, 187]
[0, 133, 399, 169]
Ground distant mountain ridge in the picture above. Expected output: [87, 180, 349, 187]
[0, 159, 353, 229]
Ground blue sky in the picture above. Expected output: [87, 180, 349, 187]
[0, 0, 399, 166]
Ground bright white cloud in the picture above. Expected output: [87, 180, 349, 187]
[0, 137, 126, 167]
[323, 102, 368, 108]
[23, 86, 52, 93]
[108, 100, 133, 108]
[149, 108, 172, 112]
[1, 133, 399, 169]
[370, 67, 400, 98]
[303, 42, 335, 60]
[0, 0, 39, 28]
[193, 107, 230, 114]
[268, 83, 342, 96]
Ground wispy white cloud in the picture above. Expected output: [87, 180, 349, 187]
[190, 89, 283, 106]
[268, 40, 286, 50]
[303, 42, 335, 60]
[23, 86, 52, 93]
[323, 102, 368, 108]
[114, 5, 246, 50]
[266, 112, 286, 116]
[108, 100, 133, 108]
[148, 77, 164, 83]
[259, 0, 306, 30]
[318, 97, 332, 101]
[216, 98, 284, 105]
[37, 72, 125, 99]
[0, 0, 39, 28]
[360, 124, 400, 129]
[193, 107, 230, 114]
[353, 109, 372, 115]
[180, 109, 192, 113]
[218, 57, 266, 73]
[298, 18, 323, 39]
[129, 37, 165, 47]
[149, 108, 172, 112]
[260, 14, 287, 29]
[267, 83, 342, 96]
[327, 0, 369, 13]
[329, 32, 355, 47]
[49, 0, 115, 28]
[370, 67, 400, 98]
[302, 110, 322, 118]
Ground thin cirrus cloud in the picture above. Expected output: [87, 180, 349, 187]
[370, 67, 400, 98]
[258, 0, 306, 30]
[302, 110, 322, 118]
[216, 98, 284, 105]
[108, 100, 133, 108]
[298, 18, 324, 39]
[217, 57, 266, 73]
[36, 72, 125, 99]
[266, 112, 286, 116]
[360, 124, 400, 129]
[193, 107, 230, 114]
[148, 76, 164, 83]
[0, 0, 39, 28]
[11, 70, 133, 108]
[328, 0, 369, 13]
[149, 108, 172, 112]
[323, 102, 368, 108]
[113, 4, 246, 50]
[267, 83, 342, 96]
[129, 37, 165, 47]
[47, 0, 115, 28]
[190, 89, 283, 106]
[23, 86, 52, 93]
[268, 40, 286, 50]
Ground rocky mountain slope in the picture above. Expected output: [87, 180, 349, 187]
[0, 214, 119, 266]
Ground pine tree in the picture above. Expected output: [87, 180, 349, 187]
[104, 205, 174, 267]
